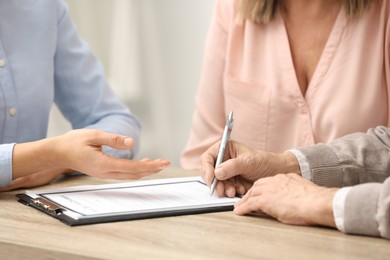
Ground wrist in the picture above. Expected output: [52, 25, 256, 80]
[278, 151, 301, 175]
[41, 136, 60, 169]
[308, 187, 338, 228]
[12, 138, 59, 179]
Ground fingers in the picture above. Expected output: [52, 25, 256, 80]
[200, 140, 245, 186]
[86, 157, 171, 180]
[200, 142, 221, 186]
[60, 130, 172, 181]
[200, 155, 215, 187]
[200, 140, 259, 197]
[223, 178, 238, 198]
[235, 180, 247, 196]
[0, 169, 63, 192]
[214, 143, 261, 182]
[234, 198, 263, 216]
[233, 176, 273, 215]
[0, 178, 27, 191]
[214, 181, 226, 197]
[213, 177, 248, 198]
[97, 169, 160, 180]
[234, 188, 265, 215]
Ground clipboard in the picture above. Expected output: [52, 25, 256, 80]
[17, 176, 240, 226]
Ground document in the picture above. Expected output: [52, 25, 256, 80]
[17, 177, 240, 226]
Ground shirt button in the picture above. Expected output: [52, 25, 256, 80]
[0, 59, 5, 67]
[8, 107, 16, 116]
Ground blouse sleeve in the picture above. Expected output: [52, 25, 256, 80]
[181, 0, 232, 168]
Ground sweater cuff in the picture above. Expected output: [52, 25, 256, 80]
[333, 187, 352, 232]
[286, 149, 311, 180]
[343, 183, 381, 237]
[296, 144, 345, 187]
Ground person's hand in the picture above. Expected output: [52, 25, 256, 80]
[48, 129, 171, 180]
[0, 168, 68, 192]
[200, 140, 300, 197]
[234, 173, 338, 227]
[9, 129, 171, 189]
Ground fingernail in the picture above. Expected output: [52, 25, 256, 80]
[124, 138, 133, 146]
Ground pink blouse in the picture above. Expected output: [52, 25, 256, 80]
[181, 0, 390, 169]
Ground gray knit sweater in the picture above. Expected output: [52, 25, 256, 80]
[297, 126, 390, 239]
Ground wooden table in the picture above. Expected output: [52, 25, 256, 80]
[0, 168, 389, 259]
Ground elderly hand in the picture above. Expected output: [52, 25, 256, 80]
[200, 140, 300, 197]
[234, 173, 338, 227]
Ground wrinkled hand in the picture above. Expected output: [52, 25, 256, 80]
[200, 140, 299, 197]
[50, 129, 171, 180]
[234, 173, 337, 227]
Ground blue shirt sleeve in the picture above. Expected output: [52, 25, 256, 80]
[0, 143, 15, 187]
[53, 0, 141, 158]
[0, 1, 141, 185]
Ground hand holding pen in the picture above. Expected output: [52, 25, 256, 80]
[201, 124, 296, 198]
[209, 111, 234, 196]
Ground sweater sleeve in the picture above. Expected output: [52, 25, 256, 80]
[296, 126, 390, 187]
[342, 178, 390, 239]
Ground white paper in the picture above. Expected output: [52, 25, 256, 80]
[39, 178, 239, 216]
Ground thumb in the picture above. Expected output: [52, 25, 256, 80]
[214, 158, 242, 180]
[93, 132, 134, 150]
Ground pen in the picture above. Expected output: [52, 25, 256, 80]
[210, 111, 234, 196]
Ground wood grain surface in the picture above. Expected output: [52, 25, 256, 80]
[0, 168, 388, 259]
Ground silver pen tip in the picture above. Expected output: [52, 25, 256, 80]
[228, 111, 233, 120]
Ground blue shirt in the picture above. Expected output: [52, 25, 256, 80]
[0, 0, 141, 187]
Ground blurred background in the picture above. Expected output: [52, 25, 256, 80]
[49, 0, 215, 167]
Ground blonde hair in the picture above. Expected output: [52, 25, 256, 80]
[238, 0, 379, 23]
